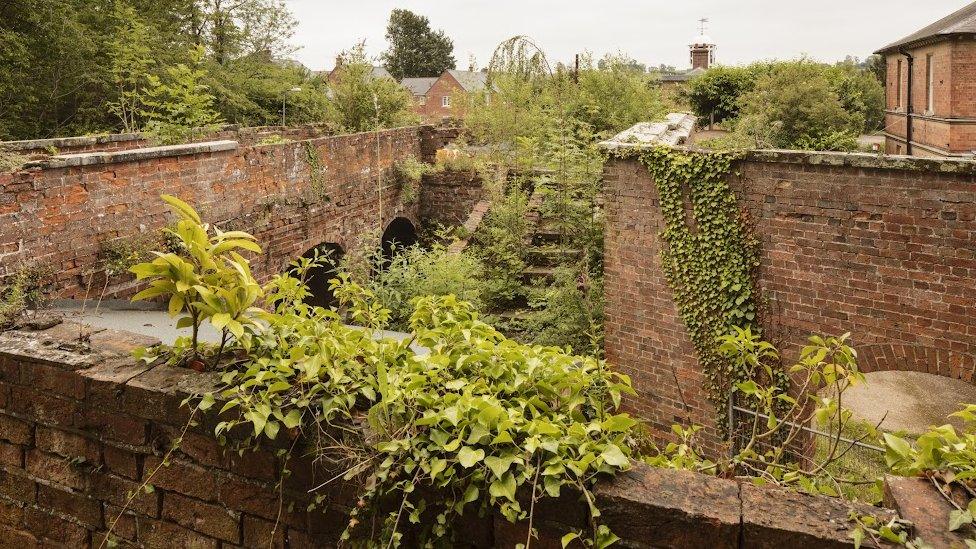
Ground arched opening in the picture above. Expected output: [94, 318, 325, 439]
[381, 217, 418, 264]
[299, 243, 344, 309]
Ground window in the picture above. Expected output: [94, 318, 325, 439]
[926, 54, 934, 113]
[896, 59, 903, 108]
[442, 96, 451, 108]
[416, 95, 427, 106]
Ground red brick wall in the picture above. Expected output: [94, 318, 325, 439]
[604, 150, 976, 450]
[0, 324, 892, 548]
[0, 127, 438, 299]
[885, 39, 976, 155]
[419, 169, 486, 228]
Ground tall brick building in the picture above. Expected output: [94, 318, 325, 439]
[878, 1, 976, 157]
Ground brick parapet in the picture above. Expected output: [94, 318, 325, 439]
[0, 126, 459, 299]
[0, 325, 895, 547]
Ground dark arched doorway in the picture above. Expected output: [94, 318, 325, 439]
[299, 243, 344, 309]
[381, 217, 418, 264]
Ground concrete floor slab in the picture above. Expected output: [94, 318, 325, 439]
[840, 371, 976, 435]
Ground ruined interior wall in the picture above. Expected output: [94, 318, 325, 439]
[419, 169, 486, 229]
[603, 150, 976, 450]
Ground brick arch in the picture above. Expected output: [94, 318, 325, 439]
[857, 343, 976, 384]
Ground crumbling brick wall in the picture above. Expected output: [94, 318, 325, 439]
[419, 169, 486, 229]
[0, 325, 892, 547]
[0, 126, 456, 299]
[604, 149, 976, 451]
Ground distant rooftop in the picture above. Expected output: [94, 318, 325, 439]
[446, 70, 488, 92]
[400, 77, 438, 96]
[876, 1, 976, 53]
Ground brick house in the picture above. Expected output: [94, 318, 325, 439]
[877, 2, 976, 157]
[401, 69, 489, 122]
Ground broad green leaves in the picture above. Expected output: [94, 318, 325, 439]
[136, 196, 638, 547]
[130, 195, 263, 367]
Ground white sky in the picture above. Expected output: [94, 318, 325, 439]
[284, 0, 969, 71]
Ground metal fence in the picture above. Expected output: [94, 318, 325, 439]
[727, 393, 885, 481]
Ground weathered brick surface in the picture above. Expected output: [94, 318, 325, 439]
[419, 168, 486, 229]
[0, 125, 459, 299]
[884, 39, 976, 155]
[604, 151, 976, 452]
[0, 322, 896, 547]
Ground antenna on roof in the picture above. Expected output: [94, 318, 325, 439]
[698, 17, 709, 36]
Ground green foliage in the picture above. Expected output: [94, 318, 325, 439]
[106, 2, 156, 133]
[382, 9, 457, 79]
[391, 156, 434, 205]
[736, 61, 863, 151]
[344, 242, 489, 331]
[525, 266, 604, 357]
[327, 44, 418, 133]
[691, 60, 884, 151]
[141, 46, 223, 145]
[214, 280, 636, 546]
[470, 188, 530, 308]
[0, 150, 29, 172]
[686, 65, 761, 125]
[631, 147, 762, 411]
[0, 265, 54, 330]
[572, 54, 669, 137]
[126, 196, 639, 547]
[827, 60, 886, 133]
[0, 0, 301, 140]
[130, 195, 262, 366]
[101, 232, 166, 277]
[465, 43, 670, 153]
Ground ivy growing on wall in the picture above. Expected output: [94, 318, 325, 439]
[302, 142, 329, 203]
[627, 147, 777, 419]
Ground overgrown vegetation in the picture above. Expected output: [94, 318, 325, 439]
[686, 59, 884, 151]
[0, 265, 54, 330]
[126, 196, 637, 547]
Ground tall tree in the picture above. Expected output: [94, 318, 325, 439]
[381, 9, 456, 79]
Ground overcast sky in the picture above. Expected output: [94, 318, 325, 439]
[285, 0, 969, 71]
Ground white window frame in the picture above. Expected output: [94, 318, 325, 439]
[442, 95, 451, 108]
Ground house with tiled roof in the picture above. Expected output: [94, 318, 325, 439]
[876, 1, 976, 157]
[403, 69, 490, 122]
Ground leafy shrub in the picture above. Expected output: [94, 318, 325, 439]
[735, 61, 864, 150]
[0, 150, 29, 172]
[685, 65, 763, 125]
[470, 188, 530, 308]
[130, 195, 262, 368]
[344, 242, 489, 331]
[127, 196, 639, 547]
[0, 265, 55, 330]
[391, 156, 433, 204]
[141, 46, 223, 145]
[327, 44, 418, 132]
[524, 265, 604, 356]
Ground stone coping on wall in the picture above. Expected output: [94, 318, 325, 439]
[0, 133, 144, 152]
[600, 120, 976, 175]
[0, 322, 901, 547]
[23, 140, 240, 170]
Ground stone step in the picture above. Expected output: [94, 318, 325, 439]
[522, 266, 557, 284]
[526, 246, 583, 266]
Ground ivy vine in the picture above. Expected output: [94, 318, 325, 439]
[627, 147, 771, 419]
[302, 141, 329, 203]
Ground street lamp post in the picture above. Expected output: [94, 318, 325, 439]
[281, 87, 302, 127]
